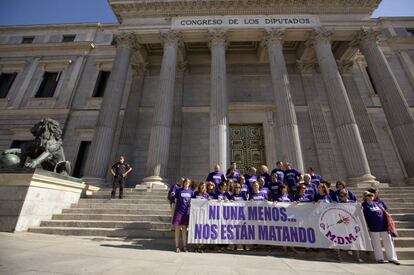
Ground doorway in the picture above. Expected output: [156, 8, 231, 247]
[229, 124, 266, 174]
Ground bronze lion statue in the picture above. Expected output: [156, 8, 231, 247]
[0, 118, 71, 175]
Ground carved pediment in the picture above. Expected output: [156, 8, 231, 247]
[109, 0, 381, 22]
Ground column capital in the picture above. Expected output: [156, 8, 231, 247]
[114, 32, 137, 49]
[296, 60, 316, 74]
[208, 28, 228, 48]
[336, 59, 354, 74]
[306, 27, 333, 48]
[350, 27, 382, 47]
[160, 30, 183, 48]
[261, 28, 286, 48]
[131, 62, 148, 76]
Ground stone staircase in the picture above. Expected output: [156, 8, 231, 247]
[28, 186, 414, 260]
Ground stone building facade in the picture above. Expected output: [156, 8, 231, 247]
[0, 0, 413, 188]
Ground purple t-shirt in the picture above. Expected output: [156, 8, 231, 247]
[270, 168, 285, 183]
[314, 194, 332, 203]
[215, 191, 231, 200]
[175, 188, 193, 214]
[259, 187, 270, 200]
[304, 182, 317, 201]
[284, 169, 301, 189]
[244, 174, 257, 191]
[374, 198, 388, 210]
[293, 193, 313, 202]
[249, 191, 267, 201]
[274, 193, 291, 202]
[226, 168, 241, 182]
[206, 172, 226, 191]
[193, 191, 209, 200]
[333, 189, 357, 202]
[362, 201, 387, 232]
[231, 193, 247, 201]
[268, 180, 283, 199]
[310, 174, 323, 186]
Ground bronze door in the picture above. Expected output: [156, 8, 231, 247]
[229, 124, 266, 174]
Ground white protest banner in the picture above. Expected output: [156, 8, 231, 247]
[188, 200, 373, 251]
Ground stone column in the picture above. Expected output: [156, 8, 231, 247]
[209, 29, 229, 170]
[353, 28, 414, 182]
[140, 31, 181, 189]
[83, 33, 135, 186]
[263, 28, 304, 172]
[308, 28, 377, 185]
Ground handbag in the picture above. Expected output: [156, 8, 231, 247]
[380, 206, 398, 237]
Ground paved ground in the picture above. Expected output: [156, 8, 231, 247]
[1, 232, 414, 275]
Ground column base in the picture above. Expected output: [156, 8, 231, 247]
[136, 176, 168, 191]
[405, 177, 414, 185]
[347, 174, 385, 188]
[82, 177, 108, 187]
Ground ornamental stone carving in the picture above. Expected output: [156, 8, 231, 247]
[208, 29, 228, 48]
[160, 30, 183, 48]
[114, 33, 137, 49]
[261, 28, 286, 47]
[349, 27, 382, 47]
[306, 27, 333, 48]
[296, 60, 316, 74]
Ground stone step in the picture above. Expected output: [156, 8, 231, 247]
[394, 247, 414, 260]
[394, 229, 414, 237]
[384, 202, 414, 208]
[28, 227, 174, 238]
[52, 213, 171, 222]
[394, 237, 414, 247]
[89, 194, 168, 199]
[388, 208, 414, 214]
[394, 221, 414, 229]
[79, 198, 169, 205]
[40, 220, 171, 230]
[71, 203, 170, 210]
[62, 208, 171, 215]
[387, 213, 414, 221]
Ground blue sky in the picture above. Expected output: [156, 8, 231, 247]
[0, 0, 413, 26]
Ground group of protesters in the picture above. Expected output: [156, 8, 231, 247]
[167, 161, 400, 265]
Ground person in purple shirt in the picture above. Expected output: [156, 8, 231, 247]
[259, 165, 271, 188]
[206, 181, 216, 199]
[268, 173, 283, 201]
[333, 181, 357, 202]
[258, 177, 270, 200]
[307, 167, 325, 186]
[293, 184, 313, 203]
[244, 167, 257, 192]
[193, 181, 209, 200]
[230, 183, 248, 201]
[249, 181, 267, 201]
[215, 182, 231, 201]
[168, 178, 183, 229]
[314, 184, 332, 203]
[226, 162, 241, 182]
[273, 184, 291, 202]
[368, 188, 388, 210]
[271, 161, 285, 183]
[284, 162, 302, 195]
[172, 178, 194, 253]
[206, 164, 227, 191]
[362, 191, 399, 265]
[303, 174, 317, 201]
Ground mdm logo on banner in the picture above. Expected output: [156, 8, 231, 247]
[188, 200, 373, 251]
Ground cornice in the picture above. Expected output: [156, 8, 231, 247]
[109, 0, 381, 21]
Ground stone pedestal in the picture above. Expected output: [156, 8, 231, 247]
[0, 168, 91, 232]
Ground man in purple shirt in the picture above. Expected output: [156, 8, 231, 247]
[271, 161, 285, 183]
[284, 162, 301, 195]
[226, 162, 241, 182]
[206, 164, 227, 191]
[244, 167, 257, 192]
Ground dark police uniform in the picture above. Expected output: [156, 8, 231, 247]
[111, 161, 131, 198]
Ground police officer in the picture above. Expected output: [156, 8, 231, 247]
[110, 156, 132, 199]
